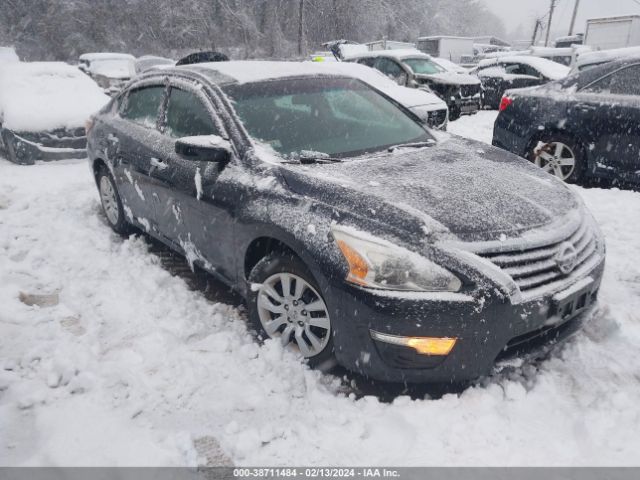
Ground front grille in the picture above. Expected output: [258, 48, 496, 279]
[427, 109, 447, 128]
[477, 219, 599, 294]
[460, 84, 480, 98]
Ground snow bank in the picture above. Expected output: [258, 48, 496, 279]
[0, 62, 110, 132]
[0, 46, 19, 63]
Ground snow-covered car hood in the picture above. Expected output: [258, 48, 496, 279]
[279, 136, 579, 242]
[416, 72, 481, 86]
[0, 62, 110, 132]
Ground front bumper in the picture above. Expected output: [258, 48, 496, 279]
[327, 258, 604, 383]
[3, 130, 87, 165]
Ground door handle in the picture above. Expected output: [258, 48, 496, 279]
[576, 104, 597, 112]
[150, 157, 168, 170]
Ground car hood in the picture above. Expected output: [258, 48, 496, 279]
[416, 72, 481, 86]
[279, 136, 580, 242]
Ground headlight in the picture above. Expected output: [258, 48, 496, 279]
[331, 226, 462, 292]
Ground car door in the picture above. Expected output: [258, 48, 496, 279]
[573, 64, 640, 179]
[108, 84, 167, 231]
[147, 83, 238, 280]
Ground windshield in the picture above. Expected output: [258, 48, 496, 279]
[403, 58, 446, 75]
[223, 77, 432, 158]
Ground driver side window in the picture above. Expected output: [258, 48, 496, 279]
[374, 58, 407, 84]
[121, 86, 166, 128]
[162, 87, 219, 138]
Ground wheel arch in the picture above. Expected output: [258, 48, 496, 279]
[241, 230, 337, 298]
[524, 126, 589, 163]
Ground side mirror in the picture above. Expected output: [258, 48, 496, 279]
[175, 135, 232, 167]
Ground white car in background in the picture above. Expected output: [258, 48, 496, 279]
[314, 60, 449, 130]
[0, 62, 110, 164]
[78, 52, 136, 96]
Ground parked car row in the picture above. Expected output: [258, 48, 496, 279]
[493, 57, 640, 187]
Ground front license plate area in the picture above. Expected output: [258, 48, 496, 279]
[551, 277, 597, 324]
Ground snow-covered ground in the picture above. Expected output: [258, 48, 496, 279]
[2, 112, 640, 466]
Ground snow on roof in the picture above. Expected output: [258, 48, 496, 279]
[343, 48, 429, 61]
[0, 46, 19, 63]
[0, 62, 110, 132]
[89, 58, 136, 79]
[478, 56, 570, 80]
[576, 46, 640, 68]
[529, 46, 574, 56]
[187, 60, 367, 84]
[79, 52, 135, 61]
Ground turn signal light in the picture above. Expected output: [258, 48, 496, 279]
[499, 96, 513, 112]
[336, 239, 369, 286]
[406, 337, 457, 356]
[370, 331, 457, 356]
[85, 117, 95, 134]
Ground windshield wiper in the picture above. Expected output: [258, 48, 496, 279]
[283, 150, 342, 164]
[387, 140, 436, 152]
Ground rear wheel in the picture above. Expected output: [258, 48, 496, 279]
[529, 134, 585, 183]
[1, 130, 20, 164]
[248, 253, 335, 368]
[96, 166, 131, 234]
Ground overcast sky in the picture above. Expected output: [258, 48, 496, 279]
[483, 0, 640, 39]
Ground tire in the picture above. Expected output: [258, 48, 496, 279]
[248, 252, 336, 369]
[96, 166, 131, 234]
[528, 133, 585, 184]
[1, 130, 21, 165]
[449, 106, 461, 121]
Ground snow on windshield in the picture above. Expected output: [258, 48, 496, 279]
[0, 62, 110, 132]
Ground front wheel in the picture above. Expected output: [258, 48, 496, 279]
[96, 166, 131, 234]
[529, 134, 585, 184]
[248, 253, 335, 368]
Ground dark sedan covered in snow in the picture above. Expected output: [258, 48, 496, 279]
[493, 57, 640, 186]
[473, 56, 569, 109]
[0, 62, 110, 165]
[87, 61, 605, 384]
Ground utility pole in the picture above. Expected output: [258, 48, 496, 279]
[545, 0, 557, 47]
[531, 18, 542, 46]
[569, 0, 581, 36]
[298, 0, 306, 56]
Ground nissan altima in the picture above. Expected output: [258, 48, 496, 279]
[87, 61, 605, 383]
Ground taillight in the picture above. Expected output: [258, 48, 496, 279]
[85, 117, 95, 134]
[499, 96, 513, 112]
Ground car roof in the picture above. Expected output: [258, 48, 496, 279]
[79, 52, 135, 61]
[343, 49, 431, 61]
[152, 60, 359, 86]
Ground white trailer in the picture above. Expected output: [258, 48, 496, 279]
[585, 15, 640, 50]
[416, 36, 475, 63]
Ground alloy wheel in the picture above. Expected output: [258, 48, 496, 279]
[534, 142, 576, 181]
[99, 175, 120, 225]
[256, 272, 331, 357]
